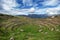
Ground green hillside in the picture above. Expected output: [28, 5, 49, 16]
[0, 14, 60, 40]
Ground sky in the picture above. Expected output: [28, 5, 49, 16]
[0, 0, 60, 16]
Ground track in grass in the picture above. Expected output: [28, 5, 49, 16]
[0, 15, 60, 40]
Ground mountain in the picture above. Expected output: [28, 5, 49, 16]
[27, 14, 49, 18]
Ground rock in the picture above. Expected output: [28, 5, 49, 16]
[56, 29, 59, 32]
[51, 28, 54, 31]
[20, 29, 24, 32]
[10, 36, 14, 40]
[45, 32, 48, 34]
[51, 16, 55, 18]
[39, 29, 42, 32]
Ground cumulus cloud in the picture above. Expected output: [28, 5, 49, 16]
[42, 0, 59, 6]
[0, 0, 60, 16]
[1, 0, 18, 11]
[46, 6, 60, 16]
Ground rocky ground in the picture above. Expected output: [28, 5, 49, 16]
[0, 14, 60, 40]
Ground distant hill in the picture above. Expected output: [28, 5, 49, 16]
[26, 14, 49, 18]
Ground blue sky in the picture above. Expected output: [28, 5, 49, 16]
[0, 0, 60, 15]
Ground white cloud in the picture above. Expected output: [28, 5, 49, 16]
[28, 8, 35, 13]
[0, 6, 60, 16]
[0, 0, 60, 16]
[2, 0, 18, 11]
[45, 5, 60, 16]
[2, 4, 11, 11]
[42, 0, 59, 6]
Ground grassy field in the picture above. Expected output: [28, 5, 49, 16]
[0, 14, 60, 40]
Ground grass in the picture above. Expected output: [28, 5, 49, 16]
[0, 14, 60, 40]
